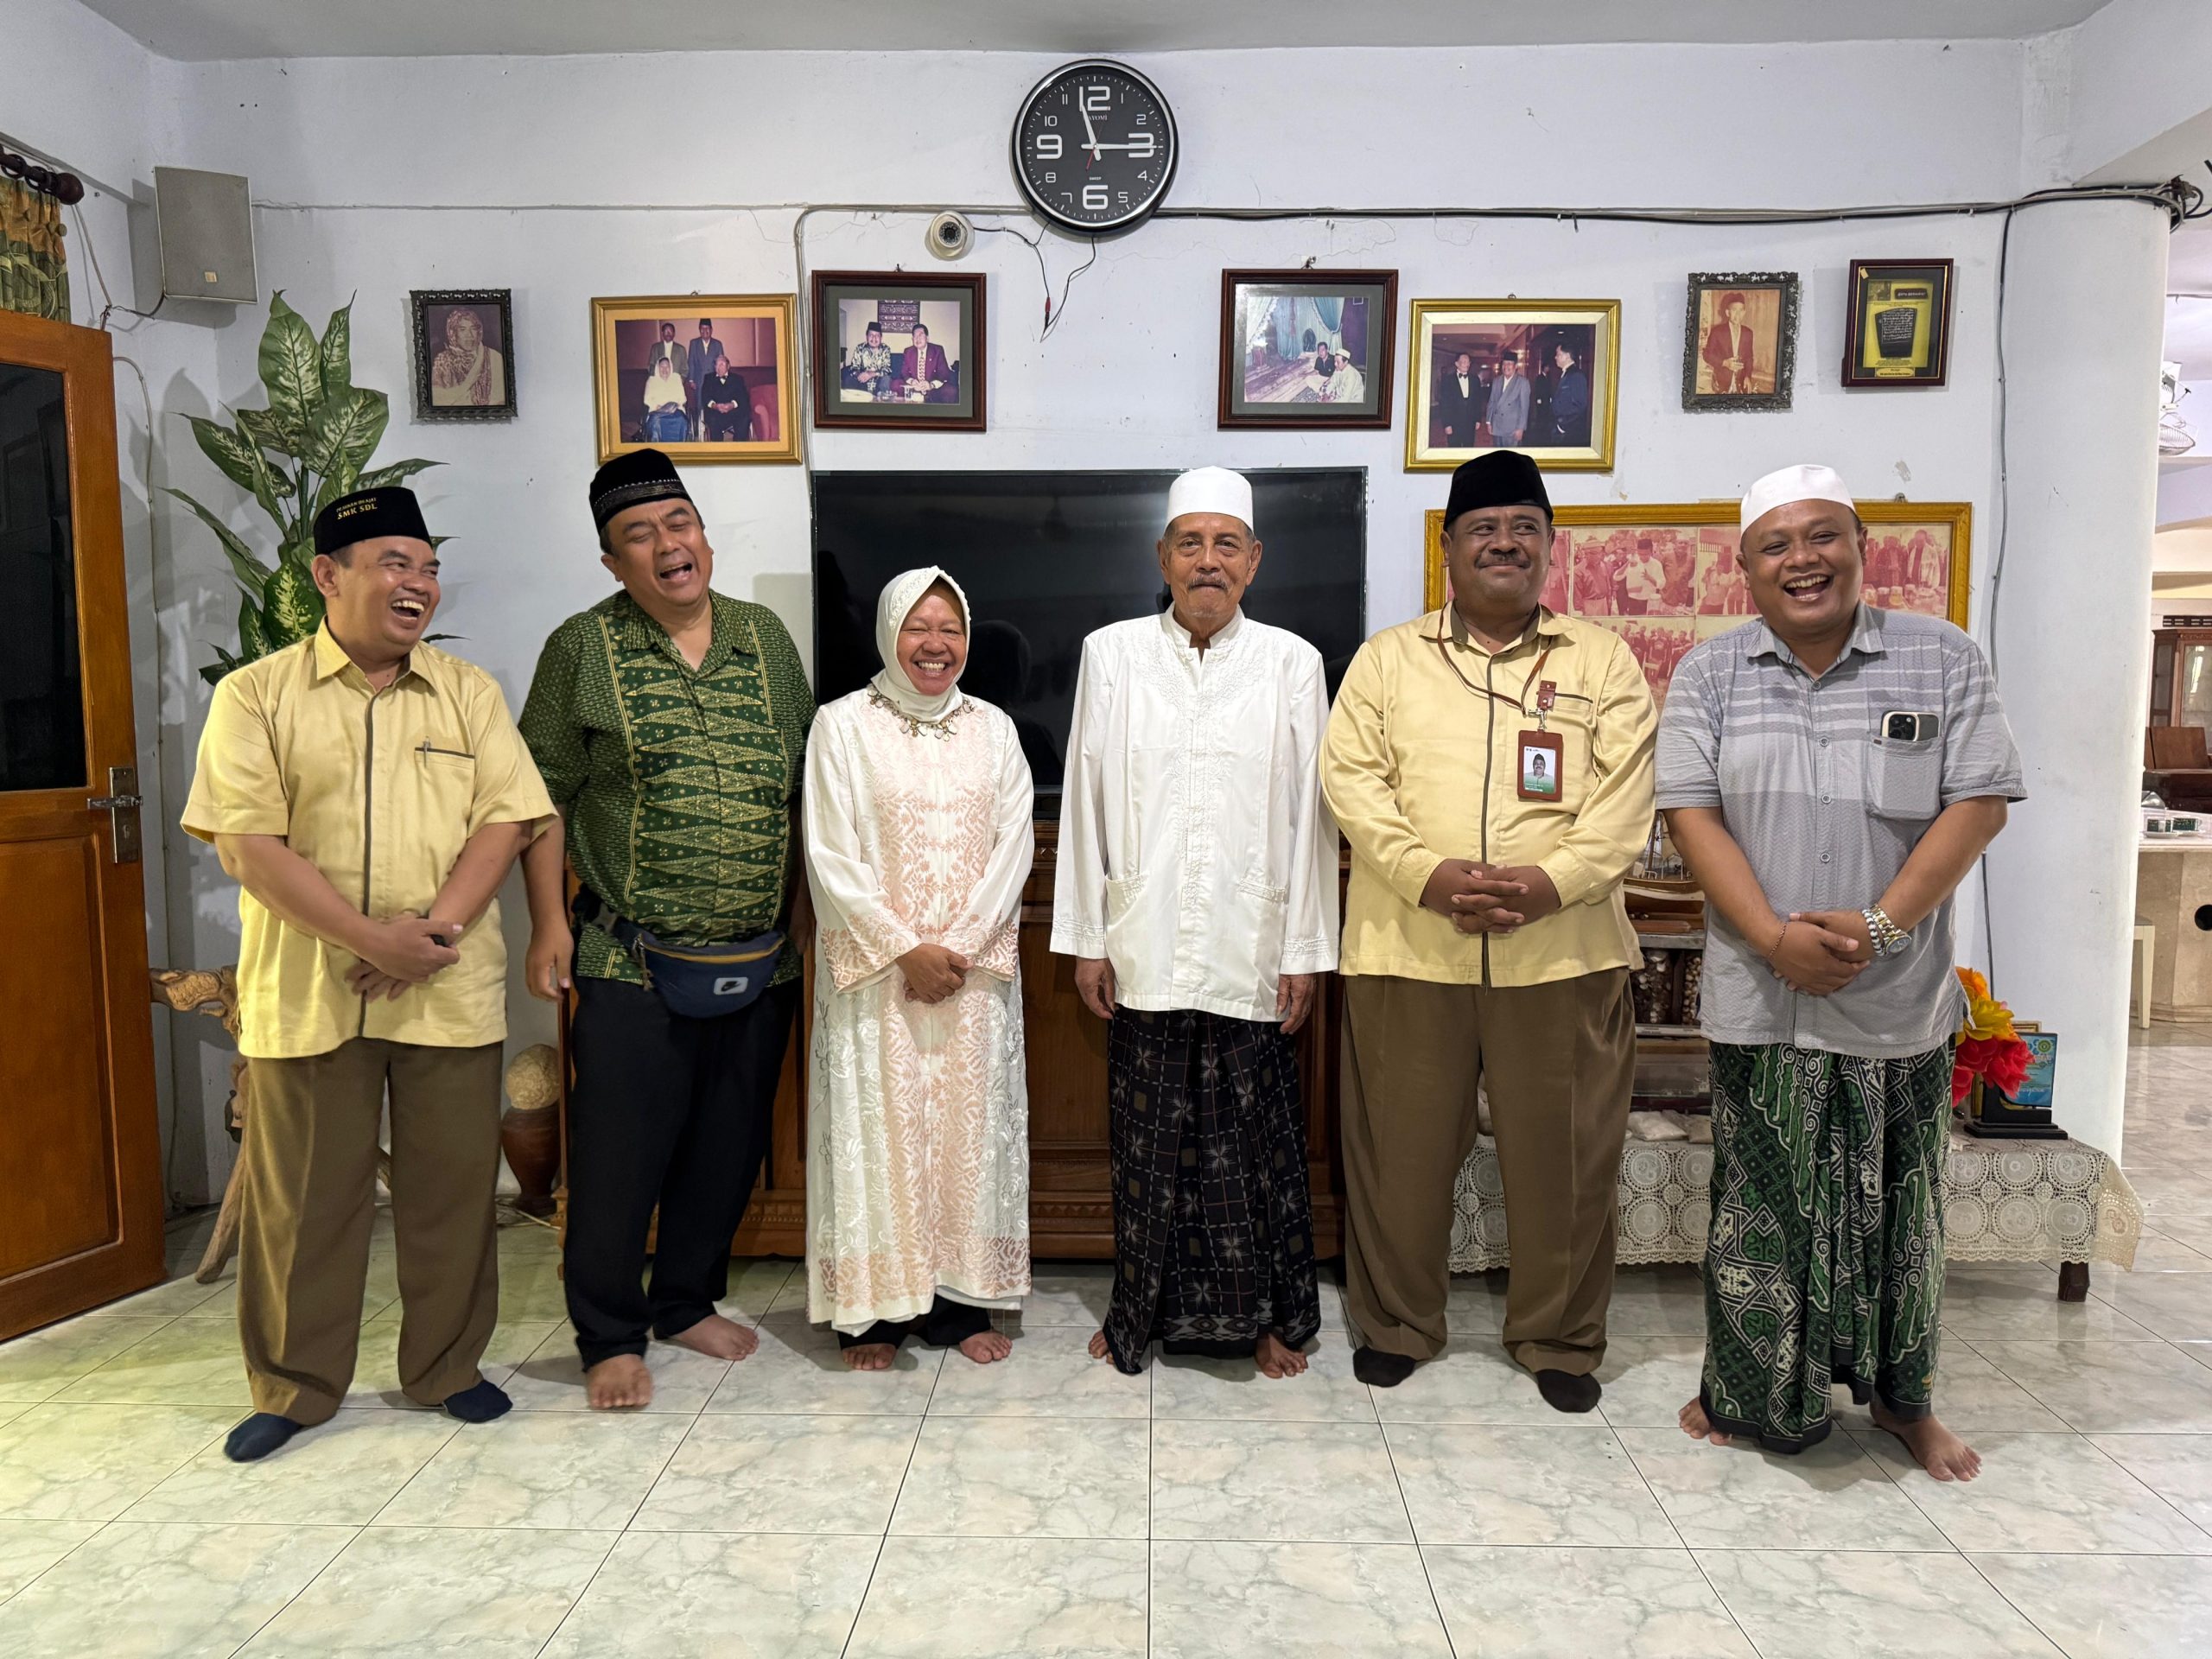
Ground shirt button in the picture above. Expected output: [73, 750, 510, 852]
[1820, 852, 1830, 863]
[1819, 737, 1830, 748]
[1820, 794, 1830, 804]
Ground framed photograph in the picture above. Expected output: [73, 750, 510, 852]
[591, 294, 798, 464]
[410, 289, 517, 423]
[1682, 272, 1798, 412]
[1423, 500, 1972, 704]
[1405, 299, 1619, 472]
[1217, 268, 1396, 429]
[810, 270, 986, 432]
[1843, 258, 1954, 388]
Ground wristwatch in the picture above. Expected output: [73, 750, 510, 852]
[1862, 906, 1910, 959]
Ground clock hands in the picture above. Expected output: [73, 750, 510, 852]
[1079, 102, 1100, 162]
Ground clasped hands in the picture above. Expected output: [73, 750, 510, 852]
[1764, 908, 1875, 996]
[898, 942, 971, 1005]
[1420, 859, 1563, 937]
[346, 911, 467, 1003]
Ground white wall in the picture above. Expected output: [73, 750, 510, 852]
[3, 21, 2179, 1185]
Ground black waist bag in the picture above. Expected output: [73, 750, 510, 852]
[576, 889, 784, 1020]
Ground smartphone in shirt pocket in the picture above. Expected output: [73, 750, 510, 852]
[1866, 709, 1941, 820]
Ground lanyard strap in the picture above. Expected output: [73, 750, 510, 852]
[1431, 625, 1555, 719]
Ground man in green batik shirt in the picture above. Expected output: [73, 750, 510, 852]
[519, 447, 814, 1411]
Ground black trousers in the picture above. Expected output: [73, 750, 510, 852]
[835, 1294, 994, 1352]
[565, 976, 799, 1367]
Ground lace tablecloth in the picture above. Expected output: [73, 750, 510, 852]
[1447, 1128, 2144, 1273]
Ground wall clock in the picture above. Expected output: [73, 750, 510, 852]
[1012, 60, 1178, 235]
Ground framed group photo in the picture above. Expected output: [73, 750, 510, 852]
[811, 270, 987, 432]
[1424, 499, 1972, 706]
[1406, 299, 1619, 472]
[1843, 258, 1954, 388]
[411, 289, 517, 422]
[1217, 268, 1397, 429]
[1682, 272, 1799, 412]
[591, 294, 799, 464]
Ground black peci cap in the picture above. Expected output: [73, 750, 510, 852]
[313, 486, 431, 556]
[1443, 449, 1550, 533]
[589, 447, 692, 532]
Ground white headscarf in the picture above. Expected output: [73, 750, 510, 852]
[870, 565, 972, 721]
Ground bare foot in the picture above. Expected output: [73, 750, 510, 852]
[665, 1313, 759, 1363]
[841, 1342, 899, 1372]
[585, 1354, 652, 1410]
[1255, 1332, 1310, 1378]
[1679, 1396, 1732, 1446]
[1872, 1400, 1981, 1481]
[1088, 1330, 1113, 1363]
[957, 1330, 1013, 1364]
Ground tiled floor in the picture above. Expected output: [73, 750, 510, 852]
[3, 1037, 2212, 1656]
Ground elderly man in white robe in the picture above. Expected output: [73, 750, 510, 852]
[1052, 467, 1340, 1377]
[804, 567, 1036, 1370]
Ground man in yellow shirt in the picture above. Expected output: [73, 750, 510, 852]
[1322, 451, 1656, 1411]
[182, 486, 553, 1460]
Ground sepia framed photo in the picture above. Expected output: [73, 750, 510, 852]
[1405, 299, 1619, 472]
[1843, 258, 1954, 389]
[1682, 272, 1798, 412]
[1424, 499, 1971, 705]
[1217, 268, 1397, 429]
[411, 289, 517, 423]
[591, 293, 799, 464]
[810, 270, 986, 432]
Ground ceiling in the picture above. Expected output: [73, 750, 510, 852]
[77, 0, 2116, 60]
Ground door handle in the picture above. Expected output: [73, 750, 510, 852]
[88, 766, 143, 864]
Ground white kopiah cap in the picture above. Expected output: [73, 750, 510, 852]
[1739, 463, 1854, 534]
[1166, 467, 1255, 533]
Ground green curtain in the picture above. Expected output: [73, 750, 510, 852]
[0, 178, 70, 321]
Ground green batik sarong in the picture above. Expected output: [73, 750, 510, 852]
[1700, 1039, 1950, 1453]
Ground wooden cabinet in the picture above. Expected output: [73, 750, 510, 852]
[2150, 627, 2212, 728]
[564, 823, 1349, 1262]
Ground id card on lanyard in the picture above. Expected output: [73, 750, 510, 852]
[1516, 671, 1562, 802]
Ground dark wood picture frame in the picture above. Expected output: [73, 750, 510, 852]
[1681, 271, 1799, 412]
[409, 288, 518, 423]
[810, 270, 988, 432]
[1842, 258, 1954, 389]
[1217, 268, 1398, 429]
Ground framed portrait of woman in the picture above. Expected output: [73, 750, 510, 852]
[410, 289, 518, 423]
[590, 293, 800, 464]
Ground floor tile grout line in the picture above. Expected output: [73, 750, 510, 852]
[212, 1519, 371, 1659]
[1955, 1549, 2072, 1657]
[1373, 1415, 1460, 1655]
[836, 1403, 930, 1659]
[2067, 1426, 2212, 1548]
[1607, 1391, 1770, 1656]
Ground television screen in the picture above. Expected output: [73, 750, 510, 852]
[811, 468, 1368, 810]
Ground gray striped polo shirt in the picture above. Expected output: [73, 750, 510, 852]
[1655, 606, 2024, 1058]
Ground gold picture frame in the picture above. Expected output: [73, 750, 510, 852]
[1423, 500, 1973, 702]
[1405, 298, 1621, 473]
[591, 293, 799, 464]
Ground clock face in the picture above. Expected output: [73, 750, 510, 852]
[1012, 60, 1177, 235]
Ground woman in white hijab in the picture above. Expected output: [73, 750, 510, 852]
[803, 568, 1036, 1370]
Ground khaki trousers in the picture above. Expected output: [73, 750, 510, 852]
[239, 1038, 504, 1423]
[1341, 969, 1634, 1375]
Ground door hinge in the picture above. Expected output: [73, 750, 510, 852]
[89, 766, 143, 863]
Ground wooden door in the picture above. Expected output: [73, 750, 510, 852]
[0, 311, 163, 1338]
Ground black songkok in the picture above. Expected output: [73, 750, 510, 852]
[1442, 449, 1551, 532]
[590, 447, 692, 532]
[313, 486, 430, 556]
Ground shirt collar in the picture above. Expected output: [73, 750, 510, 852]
[1745, 602, 1884, 669]
[310, 622, 435, 693]
[1160, 605, 1244, 652]
[1444, 604, 1568, 654]
[613, 589, 752, 669]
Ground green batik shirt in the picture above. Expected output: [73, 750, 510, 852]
[519, 589, 814, 987]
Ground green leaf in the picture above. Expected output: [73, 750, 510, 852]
[184, 415, 283, 520]
[258, 291, 324, 440]
[261, 560, 324, 649]
[320, 299, 354, 401]
[308, 387, 389, 492]
[357, 457, 442, 491]
[237, 593, 270, 662]
[429, 535, 453, 550]
[237, 404, 308, 464]
[166, 487, 271, 601]
[200, 652, 238, 688]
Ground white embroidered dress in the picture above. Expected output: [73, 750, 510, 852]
[804, 687, 1035, 1332]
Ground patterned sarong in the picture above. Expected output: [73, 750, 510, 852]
[1098, 1008, 1322, 1373]
[1700, 1039, 1949, 1452]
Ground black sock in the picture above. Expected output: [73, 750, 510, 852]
[1535, 1369, 1602, 1413]
[1353, 1346, 1417, 1388]
[442, 1378, 512, 1423]
[224, 1413, 306, 1462]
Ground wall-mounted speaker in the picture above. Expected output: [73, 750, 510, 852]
[153, 167, 257, 305]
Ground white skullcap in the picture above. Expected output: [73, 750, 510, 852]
[1166, 467, 1254, 533]
[1739, 463, 1854, 534]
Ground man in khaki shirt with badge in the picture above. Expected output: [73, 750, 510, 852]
[183, 486, 553, 1461]
[1322, 450, 1656, 1412]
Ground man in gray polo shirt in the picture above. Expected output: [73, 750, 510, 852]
[1656, 463, 2022, 1482]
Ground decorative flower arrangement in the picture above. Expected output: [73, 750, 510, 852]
[1951, 967, 2031, 1106]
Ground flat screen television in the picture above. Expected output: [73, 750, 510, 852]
[811, 468, 1367, 812]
